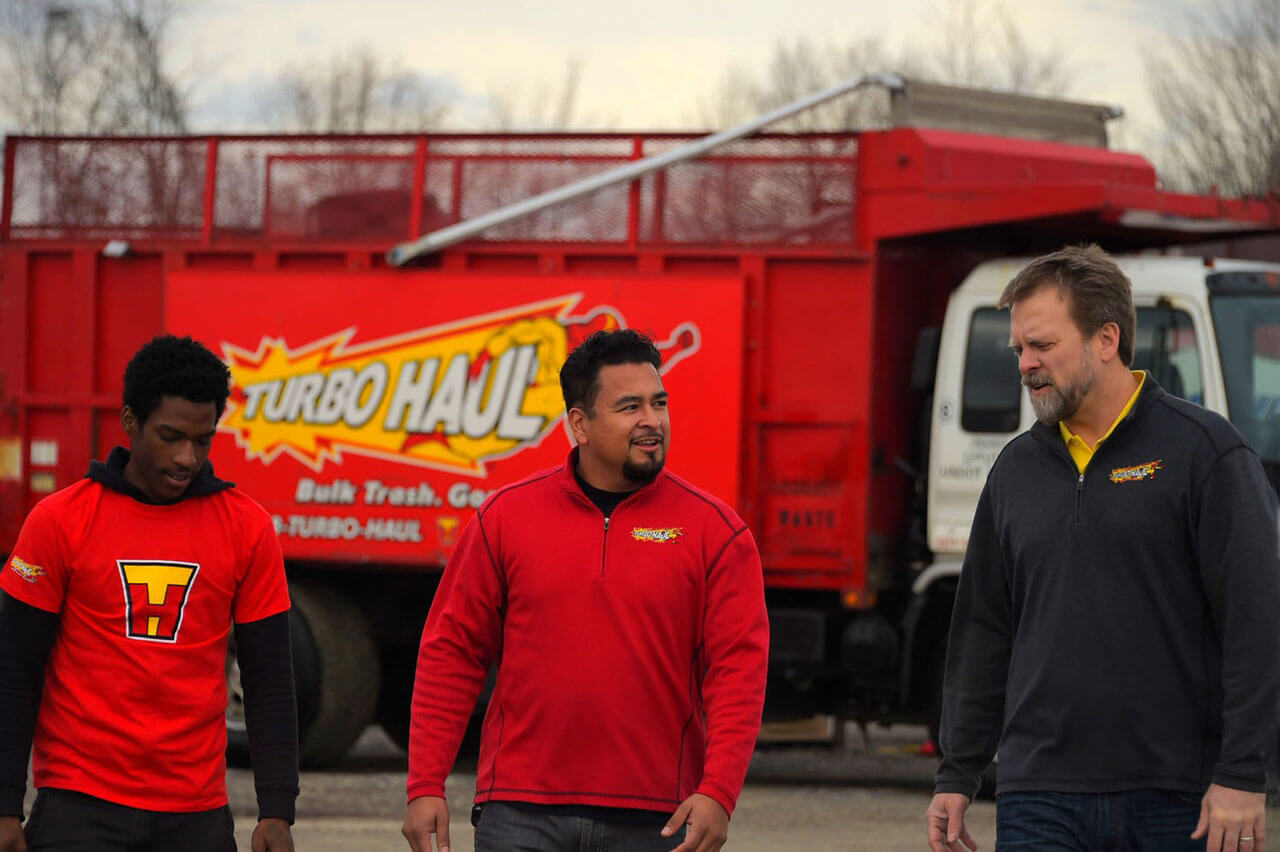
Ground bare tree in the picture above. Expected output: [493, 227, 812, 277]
[695, 0, 1073, 131]
[0, 0, 189, 133]
[258, 45, 450, 132]
[483, 58, 593, 130]
[1146, 0, 1280, 196]
[696, 37, 906, 131]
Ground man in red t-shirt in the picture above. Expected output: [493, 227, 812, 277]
[0, 335, 298, 852]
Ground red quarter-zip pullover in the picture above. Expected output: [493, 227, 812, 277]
[407, 449, 769, 815]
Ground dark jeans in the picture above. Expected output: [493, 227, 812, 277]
[23, 788, 236, 852]
[997, 789, 1204, 852]
[473, 802, 687, 852]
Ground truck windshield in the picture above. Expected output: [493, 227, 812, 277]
[1209, 272, 1280, 466]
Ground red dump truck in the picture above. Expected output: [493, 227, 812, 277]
[4, 80, 1279, 765]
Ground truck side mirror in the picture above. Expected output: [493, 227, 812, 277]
[911, 327, 941, 392]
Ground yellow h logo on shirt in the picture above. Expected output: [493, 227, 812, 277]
[117, 560, 200, 642]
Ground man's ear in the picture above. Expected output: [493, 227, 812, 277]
[1095, 322, 1122, 364]
[121, 405, 138, 437]
[567, 406, 590, 445]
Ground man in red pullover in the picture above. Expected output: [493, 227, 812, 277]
[402, 329, 769, 852]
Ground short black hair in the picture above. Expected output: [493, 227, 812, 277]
[560, 329, 662, 415]
[123, 335, 231, 424]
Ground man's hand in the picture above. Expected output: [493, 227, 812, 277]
[250, 817, 293, 852]
[1191, 783, 1266, 851]
[927, 792, 977, 852]
[0, 817, 26, 852]
[664, 792, 728, 852]
[403, 795, 450, 852]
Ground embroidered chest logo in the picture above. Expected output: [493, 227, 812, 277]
[631, 527, 685, 543]
[117, 560, 200, 643]
[1109, 459, 1165, 484]
[7, 556, 46, 583]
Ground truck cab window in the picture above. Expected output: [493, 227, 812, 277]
[1210, 284, 1280, 466]
[1133, 307, 1201, 405]
[961, 308, 1021, 433]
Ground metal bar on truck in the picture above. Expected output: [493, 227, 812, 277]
[202, 137, 218, 246]
[386, 73, 906, 266]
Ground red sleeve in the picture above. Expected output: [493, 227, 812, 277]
[232, 507, 290, 624]
[695, 527, 769, 815]
[406, 512, 505, 802]
[1, 503, 71, 614]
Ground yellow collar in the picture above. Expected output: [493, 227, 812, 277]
[1059, 371, 1146, 473]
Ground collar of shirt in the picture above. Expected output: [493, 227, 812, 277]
[1059, 370, 1147, 474]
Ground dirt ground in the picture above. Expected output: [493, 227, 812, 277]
[226, 724, 993, 851]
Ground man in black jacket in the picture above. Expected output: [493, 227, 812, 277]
[927, 245, 1280, 852]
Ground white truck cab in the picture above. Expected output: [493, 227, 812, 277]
[920, 256, 1280, 591]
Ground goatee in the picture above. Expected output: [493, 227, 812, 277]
[623, 456, 664, 486]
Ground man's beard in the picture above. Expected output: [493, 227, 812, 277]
[1025, 354, 1096, 425]
[623, 454, 665, 486]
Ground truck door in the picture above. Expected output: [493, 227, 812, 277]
[926, 294, 1209, 559]
[926, 296, 1023, 558]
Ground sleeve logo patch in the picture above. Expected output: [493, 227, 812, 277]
[7, 556, 46, 583]
[117, 560, 200, 643]
[631, 527, 685, 543]
[1110, 459, 1165, 484]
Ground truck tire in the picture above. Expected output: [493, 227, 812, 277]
[378, 647, 417, 752]
[291, 580, 381, 767]
[379, 650, 492, 758]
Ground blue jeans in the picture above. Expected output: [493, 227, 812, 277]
[997, 789, 1203, 852]
[473, 802, 687, 852]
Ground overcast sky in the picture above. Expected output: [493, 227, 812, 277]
[175, 0, 1203, 148]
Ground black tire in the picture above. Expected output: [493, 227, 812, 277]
[225, 635, 249, 768]
[379, 652, 493, 758]
[291, 580, 381, 767]
[925, 636, 946, 751]
[377, 647, 417, 753]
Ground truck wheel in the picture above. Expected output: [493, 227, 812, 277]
[225, 604, 319, 768]
[225, 638, 249, 768]
[925, 638, 946, 750]
[378, 649, 492, 758]
[378, 647, 417, 752]
[291, 580, 381, 767]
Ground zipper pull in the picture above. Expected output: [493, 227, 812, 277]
[604, 516, 610, 531]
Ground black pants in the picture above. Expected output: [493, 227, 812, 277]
[23, 788, 236, 852]
[473, 802, 687, 852]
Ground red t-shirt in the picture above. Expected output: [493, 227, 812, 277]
[0, 479, 289, 812]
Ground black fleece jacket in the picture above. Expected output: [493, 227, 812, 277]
[0, 448, 298, 822]
[936, 378, 1280, 799]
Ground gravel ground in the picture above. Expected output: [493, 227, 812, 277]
[225, 724, 992, 851]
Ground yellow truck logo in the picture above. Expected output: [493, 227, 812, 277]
[221, 295, 644, 475]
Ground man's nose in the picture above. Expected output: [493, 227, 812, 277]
[175, 441, 198, 468]
[1018, 349, 1040, 375]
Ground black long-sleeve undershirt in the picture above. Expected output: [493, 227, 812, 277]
[234, 610, 299, 824]
[0, 592, 58, 819]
